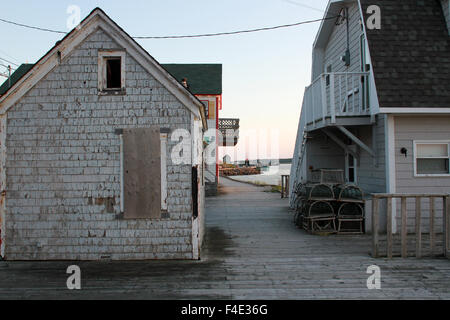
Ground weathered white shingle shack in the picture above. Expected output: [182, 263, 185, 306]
[0, 8, 208, 260]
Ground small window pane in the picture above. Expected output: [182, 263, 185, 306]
[106, 58, 121, 89]
[348, 154, 354, 166]
[417, 144, 448, 157]
[417, 159, 449, 174]
[348, 168, 355, 183]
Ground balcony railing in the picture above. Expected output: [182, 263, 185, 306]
[218, 118, 240, 146]
[303, 72, 371, 128]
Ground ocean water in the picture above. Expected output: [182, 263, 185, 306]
[227, 164, 292, 186]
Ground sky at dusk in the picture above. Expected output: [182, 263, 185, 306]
[0, 0, 330, 160]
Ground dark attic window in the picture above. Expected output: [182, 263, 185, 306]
[106, 58, 122, 89]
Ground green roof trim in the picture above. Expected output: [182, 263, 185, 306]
[0, 64, 35, 96]
[161, 64, 222, 95]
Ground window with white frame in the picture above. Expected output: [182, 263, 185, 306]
[98, 50, 126, 94]
[414, 141, 450, 176]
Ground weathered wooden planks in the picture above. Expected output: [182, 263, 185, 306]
[371, 193, 450, 259]
[123, 127, 161, 219]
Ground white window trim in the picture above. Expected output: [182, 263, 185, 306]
[345, 151, 358, 184]
[98, 50, 126, 94]
[413, 140, 450, 177]
[119, 133, 124, 213]
[160, 133, 168, 211]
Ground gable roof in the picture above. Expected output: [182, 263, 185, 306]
[0, 8, 207, 128]
[0, 64, 34, 96]
[161, 64, 222, 95]
[360, 0, 450, 109]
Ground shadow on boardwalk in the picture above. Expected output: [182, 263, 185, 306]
[0, 178, 449, 299]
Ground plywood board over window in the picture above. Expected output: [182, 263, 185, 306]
[123, 127, 161, 219]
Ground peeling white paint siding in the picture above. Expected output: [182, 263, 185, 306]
[4, 29, 199, 260]
[324, 3, 362, 74]
[196, 119, 205, 252]
[0, 114, 6, 258]
[191, 115, 204, 259]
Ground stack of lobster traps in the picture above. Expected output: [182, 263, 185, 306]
[293, 169, 365, 235]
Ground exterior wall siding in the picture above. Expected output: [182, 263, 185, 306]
[305, 131, 345, 181]
[304, 115, 386, 195]
[394, 116, 450, 233]
[4, 29, 195, 260]
[357, 114, 386, 194]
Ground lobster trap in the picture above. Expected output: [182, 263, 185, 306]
[293, 180, 365, 235]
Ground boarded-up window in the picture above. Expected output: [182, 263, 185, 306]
[123, 127, 161, 219]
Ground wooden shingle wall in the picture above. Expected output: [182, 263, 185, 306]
[4, 29, 195, 260]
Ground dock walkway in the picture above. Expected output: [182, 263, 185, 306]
[0, 178, 448, 299]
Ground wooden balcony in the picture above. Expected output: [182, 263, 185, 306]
[303, 72, 372, 131]
[218, 118, 240, 146]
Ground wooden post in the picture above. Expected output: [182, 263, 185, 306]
[281, 175, 290, 199]
[372, 197, 379, 258]
[330, 73, 336, 123]
[386, 197, 393, 259]
[429, 197, 435, 256]
[415, 197, 422, 258]
[401, 197, 407, 258]
[444, 196, 450, 258]
[286, 176, 289, 198]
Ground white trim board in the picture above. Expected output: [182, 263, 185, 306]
[385, 115, 397, 233]
[160, 133, 168, 211]
[379, 108, 450, 114]
[357, 0, 381, 117]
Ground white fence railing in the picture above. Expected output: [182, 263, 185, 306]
[303, 72, 371, 127]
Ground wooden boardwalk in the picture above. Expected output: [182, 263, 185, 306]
[0, 177, 449, 299]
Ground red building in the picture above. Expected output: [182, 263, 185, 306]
[162, 64, 239, 195]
